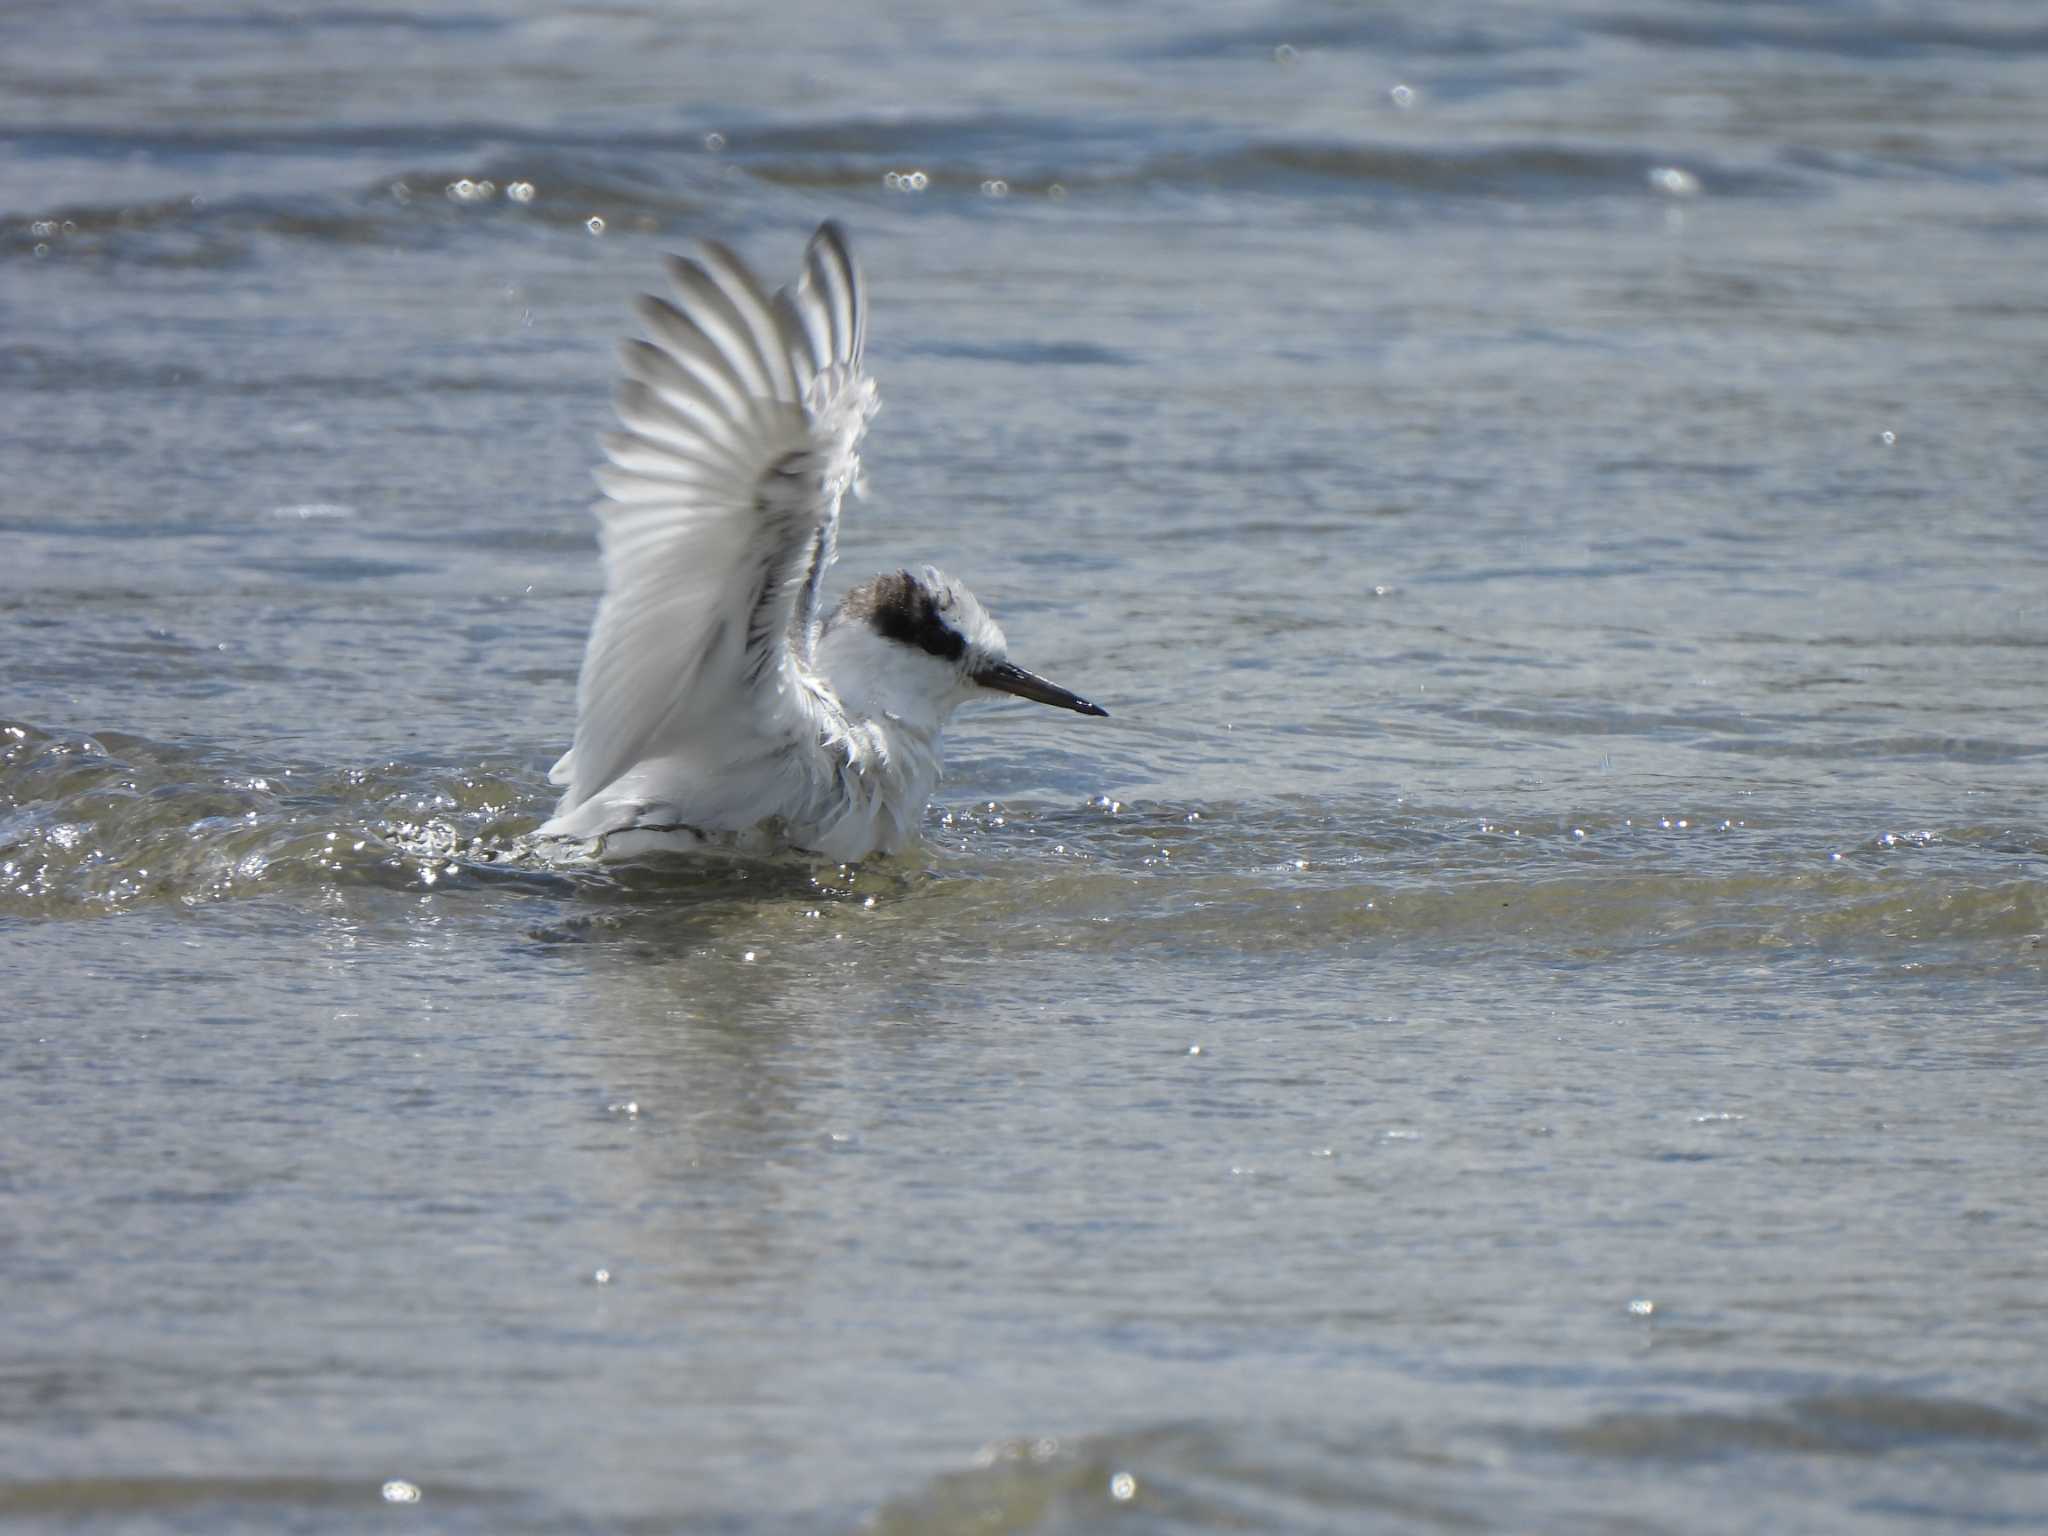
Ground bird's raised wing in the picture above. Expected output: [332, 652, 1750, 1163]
[549, 222, 873, 818]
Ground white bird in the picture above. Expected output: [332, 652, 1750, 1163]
[537, 221, 1107, 863]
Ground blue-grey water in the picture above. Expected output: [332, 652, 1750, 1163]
[5, 2, 2047, 1531]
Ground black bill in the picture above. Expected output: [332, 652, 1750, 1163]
[975, 660, 1109, 717]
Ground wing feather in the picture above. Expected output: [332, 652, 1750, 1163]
[805, 224, 863, 370]
[547, 222, 876, 833]
[630, 295, 753, 419]
[697, 241, 803, 403]
[773, 288, 828, 382]
[659, 254, 783, 404]
[777, 222, 867, 657]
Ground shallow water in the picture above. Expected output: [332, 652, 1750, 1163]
[5, 2, 2047, 1531]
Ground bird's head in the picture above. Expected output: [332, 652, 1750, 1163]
[822, 566, 1108, 730]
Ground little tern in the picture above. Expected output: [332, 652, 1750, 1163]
[537, 222, 1108, 862]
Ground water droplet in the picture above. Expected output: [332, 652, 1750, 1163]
[507, 180, 536, 203]
[1878, 428, 1896, 446]
[1389, 82, 1417, 109]
[1647, 165, 1700, 197]
[703, 131, 727, 152]
[1627, 1297, 1655, 1317]
[1109, 1471, 1137, 1502]
[741, 950, 756, 963]
[585, 215, 606, 236]
[1187, 1044, 1202, 1056]
[1272, 43, 1298, 64]
[980, 178, 1010, 197]
[381, 1479, 421, 1504]
[593, 1267, 612, 1285]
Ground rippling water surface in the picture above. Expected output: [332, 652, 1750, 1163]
[5, 2, 2047, 1531]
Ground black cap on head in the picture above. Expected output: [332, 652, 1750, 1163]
[863, 570, 966, 662]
